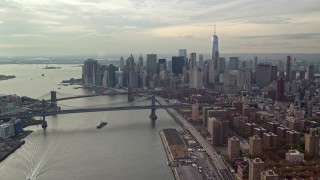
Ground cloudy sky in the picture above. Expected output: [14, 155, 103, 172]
[0, 0, 319, 56]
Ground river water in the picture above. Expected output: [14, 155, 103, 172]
[0, 64, 179, 180]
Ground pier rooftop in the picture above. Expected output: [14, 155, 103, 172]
[161, 129, 190, 161]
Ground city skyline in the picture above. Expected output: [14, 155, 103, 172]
[0, 0, 320, 56]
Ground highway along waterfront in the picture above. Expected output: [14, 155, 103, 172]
[157, 97, 234, 180]
[0, 64, 180, 180]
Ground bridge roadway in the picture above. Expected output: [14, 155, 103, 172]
[0, 104, 193, 119]
[156, 97, 235, 180]
[54, 89, 163, 101]
[55, 91, 128, 101]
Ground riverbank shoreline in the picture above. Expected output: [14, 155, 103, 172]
[0, 130, 32, 163]
[22, 119, 42, 128]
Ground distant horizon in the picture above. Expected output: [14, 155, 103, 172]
[1, 1, 320, 56]
[1, 52, 320, 57]
[1, 52, 319, 63]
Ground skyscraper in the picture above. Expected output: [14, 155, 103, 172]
[249, 158, 264, 180]
[254, 56, 258, 73]
[137, 54, 144, 72]
[189, 53, 197, 68]
[167, 61, 172, 73]
[210, 26, 220, 83]
[256, 64, 277, 88]
[249, 135, 262, 157]
[241, 68, 252, 93]
[307, 63, 315, 80]
[189, 68, 203, 90]
[127, 55, 135, 101]
[208, 60, 216, 84]
[211, 27, 219, 67]
[146, 54, 157, 86]
[286, 55, 292, 82]
[138, 72, 146, 88]
[95, 64, 104, 86]
[219, 57, 226, 74]
[158, 59, 166, 73]
[228, 136, 240, 160]
[189, 52, 197, 89]
[207, 109, 228, 146]
[179, 49, 188, 69]
[107, 64, 117, 87]
[305, 128, 319, 156]
[198, 54, 204, 70]
[240, 60, 247, 70]
[119, 56, 125, 71]
[253, 56, 258, 83]
[270, 65, 278, 82]
[229, 57, 240, 70]
[203, 60, 210, 85]
[115, 71, 123, 87]
[172, 56, 184, 76]
[127, 55, 135, 89]
[276, 77, 285, 101]
[82, 59, 98, 85]
[179, 49, 187, 59]
[102, 65, 108, 87]
[122, 62, 129, 87]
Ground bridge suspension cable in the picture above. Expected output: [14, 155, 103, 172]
[55, 91, 82, 99]
[57, 103, 83, 109]
[34, 92, 51, 101]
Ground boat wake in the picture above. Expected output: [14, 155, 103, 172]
[25, 132, 75, 180]
[25, 136, 55, 180]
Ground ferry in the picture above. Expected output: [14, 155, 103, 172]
[96, 121, 107, 129]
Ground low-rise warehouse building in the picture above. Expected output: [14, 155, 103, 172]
[160, 129, 191, 165]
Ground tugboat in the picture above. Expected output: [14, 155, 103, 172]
[96, 121, 107, 129]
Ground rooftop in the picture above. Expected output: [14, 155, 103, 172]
[0, 123, 13, 128]
[287, 149, 303, 155]
[162, 128, 184, 146]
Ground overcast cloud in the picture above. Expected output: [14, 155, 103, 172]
[0, 0, 319, 56]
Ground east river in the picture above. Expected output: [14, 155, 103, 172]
[0, 64, 180, 180]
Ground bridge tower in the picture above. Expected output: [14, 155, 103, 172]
[128, 87, 134, 102]
[150, 95, 157, 120]
[50, 91, 57, 107]
[41, 99, 48, 129]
